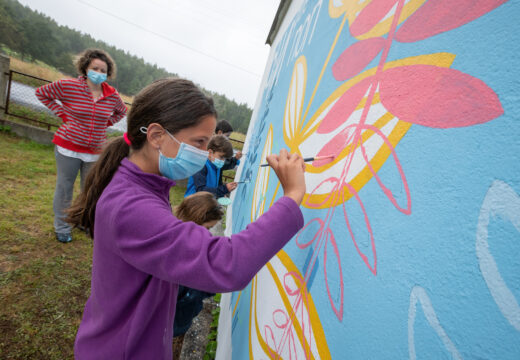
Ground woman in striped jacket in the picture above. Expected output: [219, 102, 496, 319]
[36, 48, 127, 243]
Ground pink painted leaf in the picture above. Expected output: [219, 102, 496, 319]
[263, 326, 277, 358]
[332, 37, 386, 81]
[379, 65, 503, 128]
[342, 182, 377, 275]
[357, 124, 411, 215]
[295, 218, 324, 249]
[350, 0, 399, 37]
[396, 0, 508, 42]
[283, 271, 306, 297]
[305, 177, 340, 208]
[317, 77, 372, 134]
[313, 128, 354, 167]
[272, 309, 289, 329]
[323, 228, 344, 320]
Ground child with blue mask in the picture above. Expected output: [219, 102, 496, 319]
[67, 78, 306, 359]
[184, 135, 238, 198]
[215, 119, 243, 169]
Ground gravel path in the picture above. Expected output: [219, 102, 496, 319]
[179, 297, 218, 359]
[179, 220, 224, 359]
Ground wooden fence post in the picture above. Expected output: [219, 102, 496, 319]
[0, 54, 10, 115]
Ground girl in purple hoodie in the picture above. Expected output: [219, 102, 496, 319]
[67, 78, 306, 359]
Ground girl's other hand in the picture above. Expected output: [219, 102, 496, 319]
[226, 182, 238, 192]
[266, 149, 306, 205]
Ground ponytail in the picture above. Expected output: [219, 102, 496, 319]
[67, 137, 129, 237]
[67, 77, 217, 237]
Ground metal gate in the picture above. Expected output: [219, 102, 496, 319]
[4, 70, 59, 130]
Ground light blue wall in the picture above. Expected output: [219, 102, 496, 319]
[226, 1, 519, 358]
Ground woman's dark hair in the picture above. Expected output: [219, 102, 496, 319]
[67, 78, 217, 236]
[215, 120, 233, 134]
[208, 135, 234, 158]
[174, 192, 224, 225]
[75, 48, 117, 79]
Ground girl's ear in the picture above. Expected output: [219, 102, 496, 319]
[146, 123, 166, 149]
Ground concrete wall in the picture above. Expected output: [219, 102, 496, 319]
[218, 0, 520, 359]
[0, 118, 54, 144]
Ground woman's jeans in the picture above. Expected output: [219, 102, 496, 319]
[53, 148, 94, 234]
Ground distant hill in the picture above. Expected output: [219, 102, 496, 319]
[0, 0, 252, 133]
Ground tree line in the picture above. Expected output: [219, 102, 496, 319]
[0, 0, 252, 133]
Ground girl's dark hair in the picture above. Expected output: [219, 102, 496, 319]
[174, 192, 224, 225]
[208, 135, 233, 158]
[75, 48, 117, 79]
[215, 120, 233, 134]
[67, 78, 217, 237]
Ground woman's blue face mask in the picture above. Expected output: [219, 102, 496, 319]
[87, 70, 107, 84]
[157, 130, 209, 180]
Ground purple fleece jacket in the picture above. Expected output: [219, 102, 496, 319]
[74, 158, 304, 359]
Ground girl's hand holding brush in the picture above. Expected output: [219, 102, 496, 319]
[266, 149, 306, 206]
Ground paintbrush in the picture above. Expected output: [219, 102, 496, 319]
[259, 154, 335, 167]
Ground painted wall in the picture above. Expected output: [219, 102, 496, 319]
[217, 0, 520, 359]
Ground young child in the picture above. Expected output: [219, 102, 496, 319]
[66, 77, 306, 359]
[215, 119, 242, 168]
[215, 119, 233, 138]
[184, 135, 238, 197]
[171, 191, 224, 359]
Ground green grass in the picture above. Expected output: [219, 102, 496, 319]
[204, 293, 222, 360]
[2, 46, 71, 85]
[229, 132, 245, 151]
[10, 69, 54, 89]
[107, 130, 124, 138]
[6, 104, 125, 135]
[0, 132, 88, 359]
[0, 130, 187, 359]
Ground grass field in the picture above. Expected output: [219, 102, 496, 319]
[9, 57, 72, 84]
[5, 104, 61, 130]
[0, 130, 186, 358]
[228, 131, 245, 151]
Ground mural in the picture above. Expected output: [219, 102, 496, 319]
[217, 0, 519, 359]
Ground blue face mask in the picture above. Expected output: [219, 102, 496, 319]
[158, 130, 209, 180]
[212, 158, 225, 169]
[87, 70, 107, 84]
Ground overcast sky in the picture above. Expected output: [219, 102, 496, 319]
[17, 0, 280, 107]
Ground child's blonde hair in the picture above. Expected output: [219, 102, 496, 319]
[174, 192, 224, 225]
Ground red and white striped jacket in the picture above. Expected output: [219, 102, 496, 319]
[35, 76, 127, 154]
